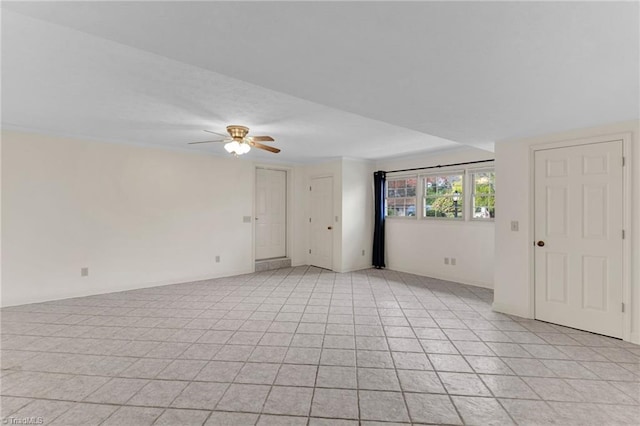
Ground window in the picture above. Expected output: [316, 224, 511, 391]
[385, 166, 494, 221]
[471, 170, 495, 219]
[423, 173, 464, 219]
[386, 176, 417, 217]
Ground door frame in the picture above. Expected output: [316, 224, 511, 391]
[529, 132, 633, 341]
[309, 173, 335, 271]
[253, 164, 293, 266]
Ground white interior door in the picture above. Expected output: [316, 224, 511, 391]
[534, 140, 623, 338]
[310, 176, 333, 270]
[255, 168, 286, 260]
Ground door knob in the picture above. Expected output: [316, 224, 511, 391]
[537, 241, 545, 247]
[327, 226, 333, 230]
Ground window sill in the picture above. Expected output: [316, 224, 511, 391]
[385, 216, 418, 220]
[386, 217, 495, 225]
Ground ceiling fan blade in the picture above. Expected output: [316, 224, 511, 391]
[251, 141, 281, 153]
[188, 139, 229, 145]
[204, 129, 229, 137]
[250, 136, 275, 142]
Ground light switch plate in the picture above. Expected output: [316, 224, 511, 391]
[243, 216, 252, 223]
[511, 221, 519, 231]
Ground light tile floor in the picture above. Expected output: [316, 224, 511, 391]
[1, 266, 639, 425]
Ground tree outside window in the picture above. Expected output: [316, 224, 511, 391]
[423, 174, 464, 219]
[472, 171, 495, 219]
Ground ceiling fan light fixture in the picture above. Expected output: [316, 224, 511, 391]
[224, 140, 238, 153]
[224, 140, 251, 155]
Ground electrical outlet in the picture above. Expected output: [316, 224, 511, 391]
[451, 258, 457, 266]
[215, 256, 220, 263]
[361, 249, 365, 256]
[444, 257, 450, 265]
[511, 221, 519, 232]
[81, 267, 89, 277]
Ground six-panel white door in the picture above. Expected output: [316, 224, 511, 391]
[534, 141, 623, 338]
[309, 176, 333, 270]
[255, 168, 287, 260]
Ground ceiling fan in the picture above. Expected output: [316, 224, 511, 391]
[188, 125, 279, 156]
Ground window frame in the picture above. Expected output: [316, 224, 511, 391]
[420, 169, 466, 221]
[384, 174, 419, 219]
[384, 163, 495, 223]
[469, 168, 495, 222]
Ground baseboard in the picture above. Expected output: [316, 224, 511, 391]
[491, 301, 533, 319]
[386, 264, 493, 290]
[0, 267, 254, 308]
[337, 264, 373, 273]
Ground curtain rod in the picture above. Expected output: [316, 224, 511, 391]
[385, 159, 494, 174]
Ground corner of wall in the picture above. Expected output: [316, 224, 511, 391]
[491, 301, 533, 319]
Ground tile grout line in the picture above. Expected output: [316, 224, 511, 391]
[368, 270, 411, 424]
[1, 266, 638, 426]
[393, 270, 465, 425]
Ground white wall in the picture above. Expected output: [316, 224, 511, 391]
[290, 164, 310, 268]
[376, 148, 495, 288]
[1, 130, 378, 307]
[493, 120, 640, 344]
[1, 130, 262, 306]
[341, 158, 374, 272]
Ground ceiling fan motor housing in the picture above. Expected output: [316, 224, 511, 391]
[227, 125, 250, 140]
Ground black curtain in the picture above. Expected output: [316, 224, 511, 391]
[372, 171, 386, 269]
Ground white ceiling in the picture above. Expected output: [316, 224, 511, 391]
[2, 2, 638, 162]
